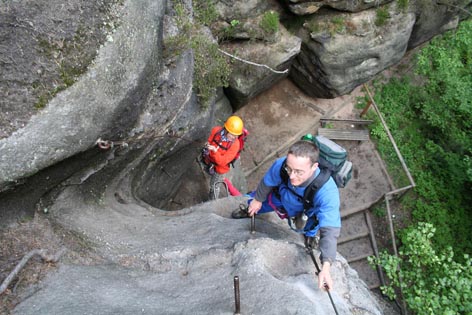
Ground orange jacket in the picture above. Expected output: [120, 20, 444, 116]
[207, 126, 240, 174]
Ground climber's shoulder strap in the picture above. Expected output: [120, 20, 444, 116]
[279, 158, 331, 213]
[211, 127, 231, 151]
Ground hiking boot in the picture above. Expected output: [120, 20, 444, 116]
[232, 204, 249, 219]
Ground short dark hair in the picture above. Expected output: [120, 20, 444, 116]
[288, 140, 319, 165]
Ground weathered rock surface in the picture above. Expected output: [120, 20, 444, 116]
[1, 0, 468, 189]
[211, 0, 301, 108]
[407, 1, 467, 49]
[281, 0, 393, 15]
[290, 5, 416, 98]
[12, 185, 389, 315]
[222, 24, 301, 108]
[0, 0, 165, 189]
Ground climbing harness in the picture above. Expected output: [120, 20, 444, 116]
[305, 245, 339, 315]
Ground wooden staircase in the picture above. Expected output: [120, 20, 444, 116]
[337, 209, 385, 289]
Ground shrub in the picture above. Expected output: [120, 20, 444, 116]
[193, 0, 218, 26]
[369, 222, 472, 314]
[191, 36, 231, 107]
[164, 0, 233, 108]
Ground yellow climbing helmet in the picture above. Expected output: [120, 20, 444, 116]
[224, 115, 244, 135]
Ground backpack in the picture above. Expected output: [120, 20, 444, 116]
[309, 134, 352, 189]
[279, 134, 352, 231]
[231, 128, 249, 167]
[200, 128, 249, 174]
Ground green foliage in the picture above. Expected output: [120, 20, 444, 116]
[193, 0, 218, 26]
[259, 11, 279, 35]
[218, 19, 241, 42]
[375, 8, 390, 27]
[362, 23, 472, 309]
[397, 0, 409, 11]
[304, 15, 353, 37]
[370, 223, 472, 314]
[164, 0, 233, 108]
[192, 36, 231, 107]
[34, 94, 49, 109]
[366, 20, 472, 259]
[230, 20, 240, 28]
[305, 20, 321, 34]
[371, 205, 386, 218]
[331, 16, 345, 33]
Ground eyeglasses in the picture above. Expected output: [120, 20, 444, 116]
[284, 166, 306, 177]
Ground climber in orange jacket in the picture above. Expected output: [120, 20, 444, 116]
[204, 115, 244, 200]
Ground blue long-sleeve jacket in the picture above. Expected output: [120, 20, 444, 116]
[253, 157, 341, 263]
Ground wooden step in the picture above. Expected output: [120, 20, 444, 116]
[318, 128, 369, 141]
[338, 230, 370, 244]
[320, 118, 373, 126]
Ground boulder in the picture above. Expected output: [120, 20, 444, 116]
[282, 0, 394, 14]
[0, 0, 166, 190]
[222, 25, 302, 108]
[290, 5, 415, 98]
[407, 1, 467, 49]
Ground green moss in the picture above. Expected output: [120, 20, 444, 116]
[259, 11, 279, 36]
[331, 16, 346, 34]
[193, 0, 218, 26]
[375, 8, 390, 27]
[192, 35, 231, 108]
[397, 0, 409, 11]
[217, 19, 241, 42]
[60, 62, 82, 87]
[305, 20, 321, 34]
[34, 94, 49, 109]
[165, 0, 233, 108]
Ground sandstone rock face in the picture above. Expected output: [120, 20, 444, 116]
[407, 1, 468, 49]
[221, 25, 302, 108]
[1, 0, 467, 190]
[282, 0, 394, 15]
[290, 5, 416, 98]
[211, 0, 300, 108]
[0, 0, 166, 190]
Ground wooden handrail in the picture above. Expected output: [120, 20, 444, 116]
[363, 83, 416, 315]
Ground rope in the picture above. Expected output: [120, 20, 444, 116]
[218, 49, 289, 74]
[306, 246, 339, 315]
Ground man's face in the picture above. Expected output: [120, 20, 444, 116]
[285, 153, 318, 186]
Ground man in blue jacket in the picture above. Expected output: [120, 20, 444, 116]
[232, 140, 341, 290]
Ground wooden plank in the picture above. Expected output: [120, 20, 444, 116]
[318, 128, 369, 141]
[319, 118, 373, 125]
[338, 230, 370, 244]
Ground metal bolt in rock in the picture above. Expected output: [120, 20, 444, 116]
[233, 276, 241, 315]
